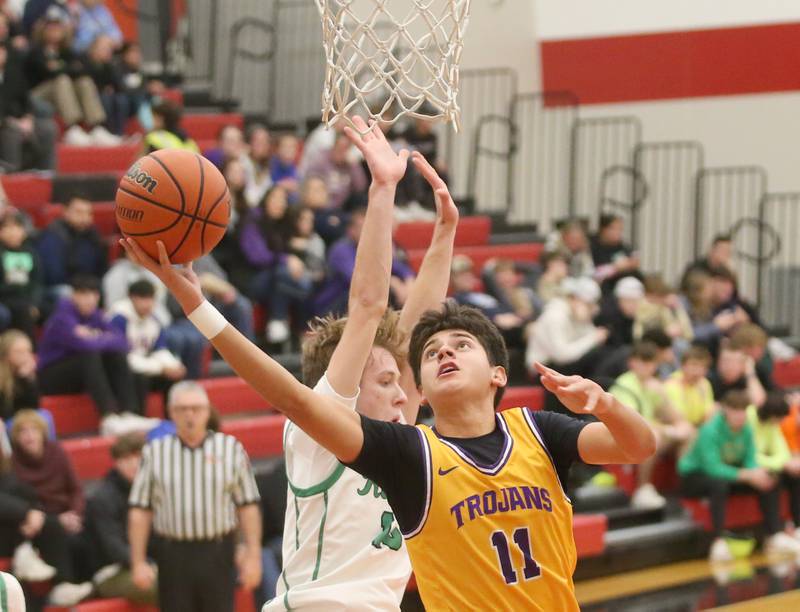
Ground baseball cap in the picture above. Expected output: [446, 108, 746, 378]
[562, 277, 601, 304]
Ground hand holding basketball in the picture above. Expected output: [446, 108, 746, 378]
[120, 237, 204, 315]
[116, 149, 231, 264]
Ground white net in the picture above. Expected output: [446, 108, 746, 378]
[315, 0, 471, 133]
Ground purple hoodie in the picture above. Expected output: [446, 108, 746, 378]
[37, 298, 130, 370]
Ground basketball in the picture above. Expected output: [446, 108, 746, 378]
[115, 149, 230, 264]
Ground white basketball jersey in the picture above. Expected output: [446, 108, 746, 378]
[263, 375, 411, 611]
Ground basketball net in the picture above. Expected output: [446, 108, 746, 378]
[315, 0, 471, 133]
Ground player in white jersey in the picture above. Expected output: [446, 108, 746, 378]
[266, 118, 457, 610]
[122, 116, 457, 610]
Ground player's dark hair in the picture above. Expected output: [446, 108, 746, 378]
[629, 341, 659, 363]
[721, 389, 750, 411]
[759, 392, 789, 422]
[70, 274, 100, 293]
[128, 279, 155, 298]
[301, 310, 406, 389]
[408, 300, 509, 408]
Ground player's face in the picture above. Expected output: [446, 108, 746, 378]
[418, 330, 505, 410]
[357, 347, 407, 423]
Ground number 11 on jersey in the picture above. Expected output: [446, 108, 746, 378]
[490, 527, 541, 585]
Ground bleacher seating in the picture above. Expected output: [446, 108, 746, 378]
[681, 493, 792, 532]
[57, 143, 140, 174]
[182, 113, 244, 142]
[395, 215, 491, 250]
[407, 242, 544, 274]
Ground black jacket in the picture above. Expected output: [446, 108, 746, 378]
[0, 47, 33, 120]
[86, 469, 132, 568]
[25, 44, 86, 88]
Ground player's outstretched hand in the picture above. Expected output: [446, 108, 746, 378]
[534, 362, 614, 416]
[120, 237, 204, 314]
[344, 115, 409, 187]
[412, 150, 459, 231]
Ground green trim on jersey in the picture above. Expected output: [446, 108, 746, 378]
[0, 573, 7, 612]
[280, 570, 292, 611]
[312, 490, 330, 581]
[288, 462, 346, 498]
[293, 497, 300, 551]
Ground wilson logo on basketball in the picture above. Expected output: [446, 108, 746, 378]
[126, 163, 158, 193]
[117, 205, 144, 223]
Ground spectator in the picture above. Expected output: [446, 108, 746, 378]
[634, 273, 693, 347]
[22, 0, 68, 37]
[37, 195, 108, 310]
[242, 123, 272, 208]
[708, 343, 767, 408]
[84, 34, 127, 135]
[596, 276, 644, 348]
[203, 124, 246, 170]
[0, 41, 57, 171]
[221, 155, 249, 232]
[0, 7, 25, 49]
[109, 279, 186, 408]
[594, 328, 676, 383]
[484, 258, 538, 323]
[682, 234, 733, 290]
[0, 209, 42, 338]
[0, 434, 89, 604]
[395, 111, 447, 210]
[37, 275, 145, 434]
[526, 276, 607, 377]
[27, 7, 119, 146]
[747, 393, 800, 537]
[450, 254, 527, 349]
[144, 100, 198, 153]
[73, 0, 121, 53]
[129, 382, 262, 612]
[610, 341, 693, 509]
[681, 269, 734, 351]
[192, 253, 255, 341]
[297, 119, 342, 177]
[270, 133, 300, 196]
[313, 208, 410, 317]
[590, 213, 639, 290]
[85, 433, 157, 604]
[678, 390, 800, 561]
[545, 219, 594, 279]
[709, 265, 759, 327]
[299, 176, 346, 246]
[536, 250, 569, 303]
[304, 132, 367, 210]
[0, 330, 43, 424]
[730, 324, 776, 392]
[116, 41, 157, 131]
[233, 185, 311, 343]
[287, 206, 326, 284]
[10, 409, 94, 604]
[664, 344, 715, 429]
[781, 398, 800, 456]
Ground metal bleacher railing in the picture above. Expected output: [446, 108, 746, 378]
[173, 0, 800, 340]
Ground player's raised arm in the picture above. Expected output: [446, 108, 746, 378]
[326, 118, 409, 396]
[535, 362, 657, 464]
[119, 239, 366, 463]
[396, 152, 458, 422]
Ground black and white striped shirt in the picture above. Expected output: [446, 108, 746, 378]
[129, 431, 260, 541]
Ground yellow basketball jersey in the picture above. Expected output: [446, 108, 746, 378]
[405, 408, 579, 611]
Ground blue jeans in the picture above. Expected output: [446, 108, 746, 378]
[164, 318, 207, 379]
[254, 537, 282, 609]
[213, 293, 254, 341]
[248, 265, 312, 323]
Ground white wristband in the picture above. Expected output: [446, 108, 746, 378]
[187, 301, 227, 339]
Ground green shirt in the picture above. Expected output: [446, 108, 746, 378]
[746, 405, 791, 472]
[678, 412, 757, 481]
[610, 371, 661, 423]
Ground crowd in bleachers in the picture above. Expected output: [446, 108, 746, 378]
[0, 2, 798, 609]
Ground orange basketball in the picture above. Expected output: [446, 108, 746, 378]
[115, 150, 230, 264]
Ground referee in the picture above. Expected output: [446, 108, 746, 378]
[127, 381, 262, 611]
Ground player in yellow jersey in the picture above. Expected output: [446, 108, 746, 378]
[121, 119, 656, 611]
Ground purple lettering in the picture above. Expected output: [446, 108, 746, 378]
[466, 495, 484, 521]
[508, 487, 525, 511]
[541, 488, 552, 512]
[522, 485, 542, 510]
[450, 500, 466, 528]
[483, 490, 498, 515]
[497, 488, 510, 512]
